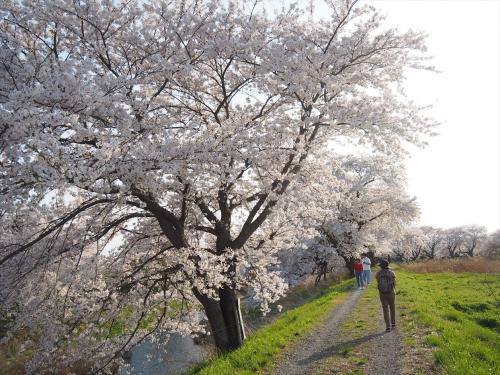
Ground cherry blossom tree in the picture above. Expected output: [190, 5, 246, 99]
[460, 225, 487, 257]
[419, 226, 444, 260]
[391, 238, 407, 261]
[484, 230, 500, 258]
[443, 227, 467, 258]
[279, 233, 349, 286]
[407, 228, 426, 261]
[395, 225, 489, 261]
[0, 0, 433, 371]
[320, 155, 419, 273]
[391, 228, 425, 262]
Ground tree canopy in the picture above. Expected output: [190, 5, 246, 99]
[0, 0, 434, 372]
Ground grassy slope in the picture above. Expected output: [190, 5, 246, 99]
[186, 278, 355, 375]
[397, 271, 499, 375]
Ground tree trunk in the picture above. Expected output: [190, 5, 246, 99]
[192, 288, 230, 351]
[219, 286, 244, 350]
[193, 286, 245, 352]
[314, 261, 328, 285]
[338, 253, 356, 276]
[366, 250, 375, 264]
[147, 196, 245, 351]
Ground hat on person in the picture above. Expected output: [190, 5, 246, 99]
[379, 260, 389, 269]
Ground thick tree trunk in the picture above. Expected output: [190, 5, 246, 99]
[219, 286, 244, 350]
[192, 288, 230, 351]
[144, 193, 246, 351]
[193, 287, 245, 352]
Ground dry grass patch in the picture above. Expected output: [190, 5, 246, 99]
[400, 257, 500, 274]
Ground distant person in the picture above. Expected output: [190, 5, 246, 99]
[376, 260, 397, 332]
[361, 253, 372, 285]
[353, 259, 364, 290]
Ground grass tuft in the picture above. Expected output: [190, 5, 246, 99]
[475, 318, 498, 331]
[340, 346, 353, 357]
[451, 302, 489, 313]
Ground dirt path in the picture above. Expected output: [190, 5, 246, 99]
[365, 301, 403, 375]
[272, 289, 363, 375]
[272, 287, 403, 375]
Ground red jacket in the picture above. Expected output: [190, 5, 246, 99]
[353, 263, 363, 273]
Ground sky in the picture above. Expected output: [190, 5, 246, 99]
[265, 0, 500, 232]
[371, 0, 500, 232]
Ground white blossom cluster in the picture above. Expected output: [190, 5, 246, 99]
[392, 224, 491, 261]
[279, 153, 419, 280]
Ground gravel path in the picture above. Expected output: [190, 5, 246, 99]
[365, 300, 403, 375]
[272, 288, 403, 375]
[272, 288, 363, 375]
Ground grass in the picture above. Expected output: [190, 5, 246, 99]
[400, 257, 500, 273]
[396, 269, 500, 375]
[313, 263, 499, 375]
[185, 278, 355, 374]
[241, 272, 350, 330]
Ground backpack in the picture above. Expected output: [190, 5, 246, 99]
[377, 271, 394, 293]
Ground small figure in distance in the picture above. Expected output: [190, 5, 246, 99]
[361, 253, 372, 285]
[353, 258, 364, 290]
[376, 260, 397, 332]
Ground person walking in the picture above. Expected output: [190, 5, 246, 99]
[361, 253, 372, 285]
[353, 259, 364, 289]
[376, 260, 397, 332]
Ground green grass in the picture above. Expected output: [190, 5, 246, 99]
[396, 271, 500, 375]
[186, 278, 355, 374]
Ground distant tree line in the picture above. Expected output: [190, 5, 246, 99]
[390, 225, 500, 262]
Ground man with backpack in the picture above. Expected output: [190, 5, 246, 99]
[375, 260, 397, 332]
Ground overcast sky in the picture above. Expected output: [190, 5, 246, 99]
[371, 0, 500, 232]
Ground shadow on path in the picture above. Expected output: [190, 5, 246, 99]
[273, 288, 365, 375]
[298, 331, 388, 366]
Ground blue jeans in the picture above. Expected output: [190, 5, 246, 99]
[355, 271, 364, 287]
[363, 269, 371, 285]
